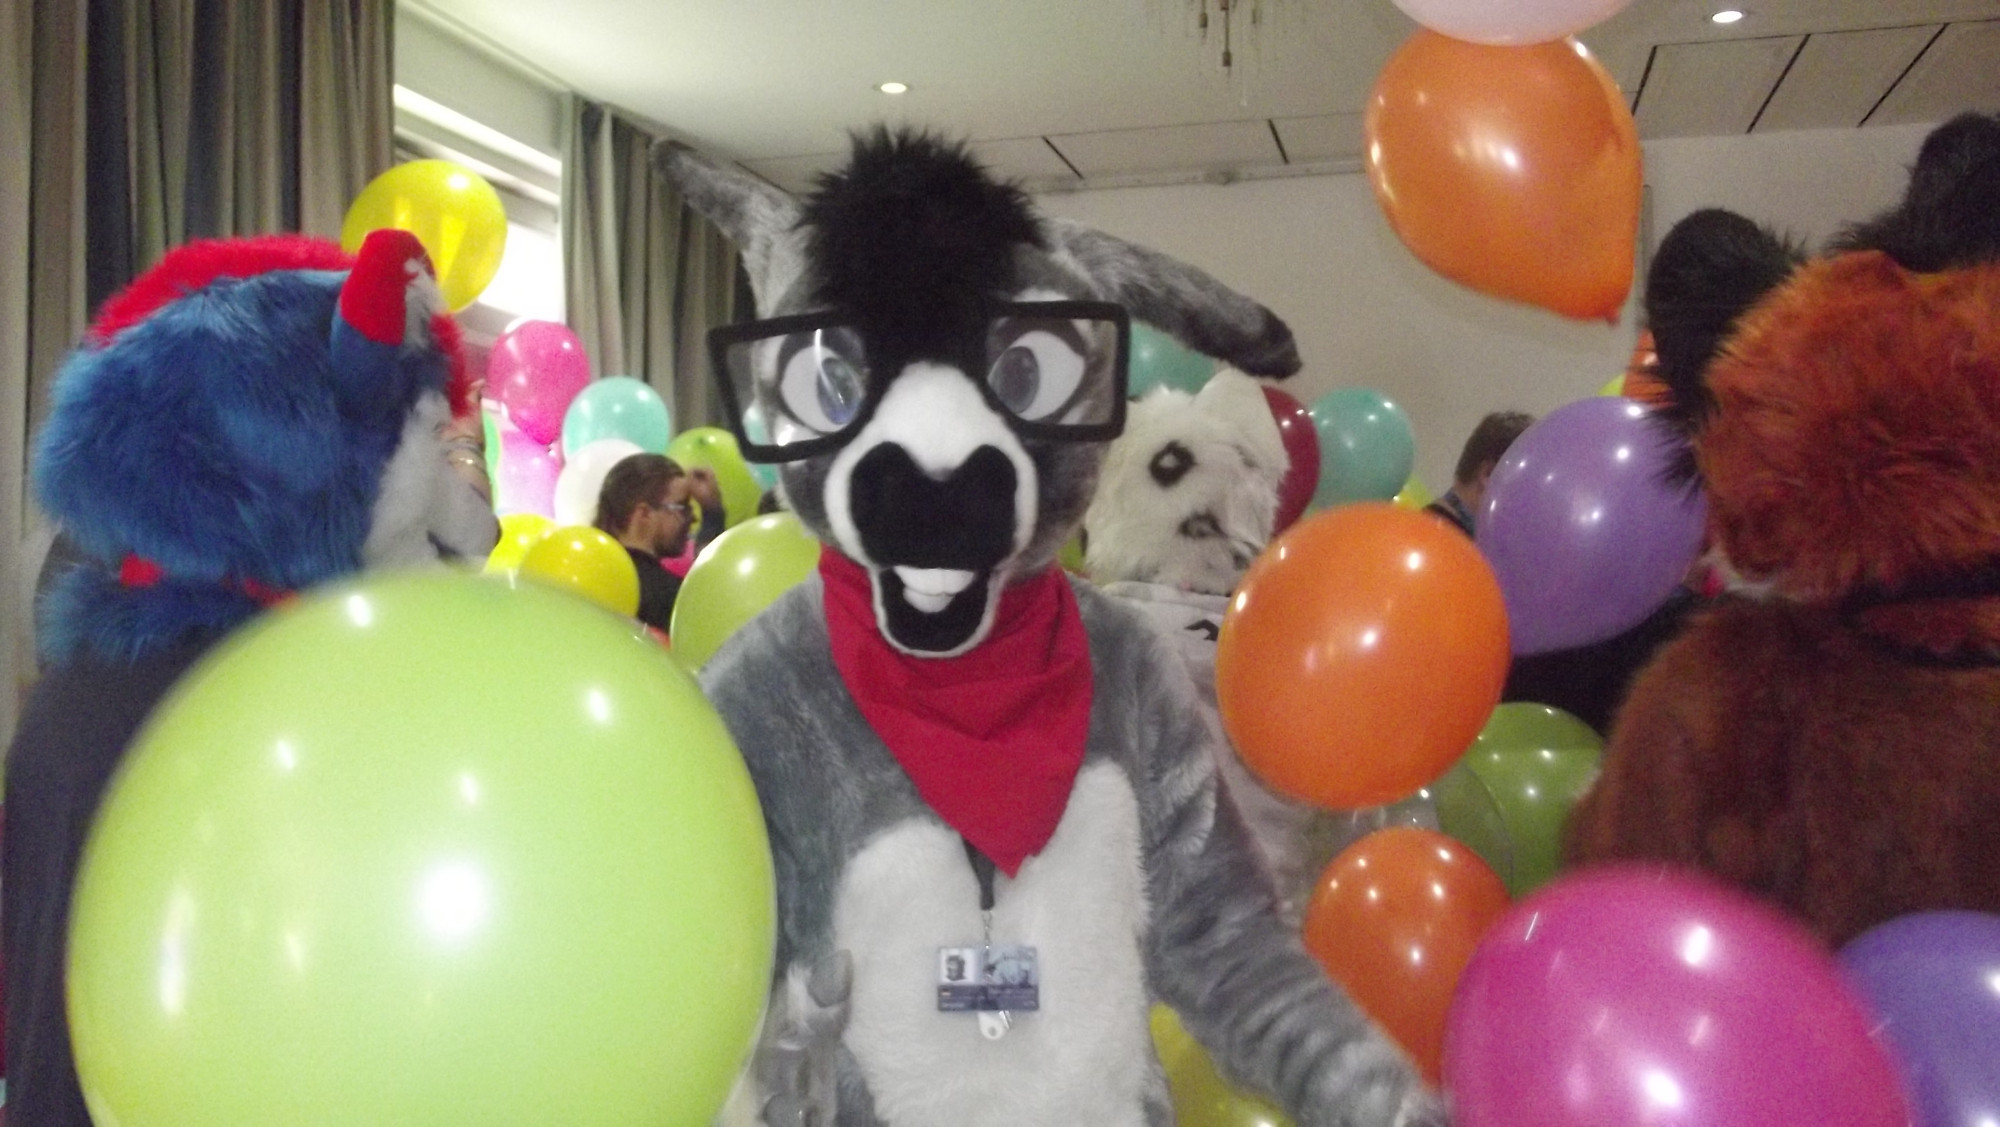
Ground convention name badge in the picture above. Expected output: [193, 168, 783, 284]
[936, 944, 1040, 1014]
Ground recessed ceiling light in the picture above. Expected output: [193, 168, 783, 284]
[877, 81, 909, 95]
[1710, 9, 1745, 23]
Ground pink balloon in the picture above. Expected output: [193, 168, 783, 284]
[1392, 0, 1632, 45]
[494, 413, 560, 519]
[661, 537, 697, 579]
[1445, 866, 1912, 1127]
[489, 321, 592, 446]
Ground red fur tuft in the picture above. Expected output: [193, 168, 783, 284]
[429, 311, 472, 417]
[88, 235, 355, 345]
[1699, 253, 2000, 603]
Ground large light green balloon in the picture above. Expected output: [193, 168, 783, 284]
[670, 512, 821, 669]
[1459, 702, 1603, 897]
[68, 571, 774, 1127]
[667, 426, 763, 533]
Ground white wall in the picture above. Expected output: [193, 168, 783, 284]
[396, 8, 564, 157]
[1036, 122, 1936, 492]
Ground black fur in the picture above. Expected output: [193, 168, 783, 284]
[1643, 208, 1803, 481]
[1149, 442, 1195, 487]
[802, 128, 1044, 385]
[1834, 112, 2000, 272]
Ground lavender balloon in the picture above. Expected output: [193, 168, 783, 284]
[1444, 866, 1912, 1127]
[494, 412, 560, 519]
[1842, 911, 2000, 1127]
[1477, 398, 1705, 655]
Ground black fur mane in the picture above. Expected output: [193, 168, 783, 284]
[1833, 111, 2000, 272]
[801, 128, 1044, 372]
[1643, 208, 1803, 480]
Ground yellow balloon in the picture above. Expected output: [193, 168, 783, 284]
[1151, 1006, 1295, 1127]
[1392, 476, 1434, 511]
[485, 513, 555, 574]
[341, 160, 508, 312]
[517, 526, 640, 617]
[1596, 374, 1627, 397]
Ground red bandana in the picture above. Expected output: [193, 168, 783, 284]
[820, 550, 1093, 876]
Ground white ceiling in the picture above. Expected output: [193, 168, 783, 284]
[410, 0, 2000, 193]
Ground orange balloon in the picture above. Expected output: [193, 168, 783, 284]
[1302, 827, 1511, 1083]
[1366, 31, 1641, 322]
[1217, 503, 1510, 809]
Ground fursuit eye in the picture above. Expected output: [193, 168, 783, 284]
[778, 335, 867, 433]
[987, 327, 1087, 421]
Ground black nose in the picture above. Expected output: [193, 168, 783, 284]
[849, 444, 1017, 569]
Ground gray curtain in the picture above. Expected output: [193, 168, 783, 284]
[2, 0, 34, 747]
[563, 98, 742, 433]
[2, 0, 392, 743]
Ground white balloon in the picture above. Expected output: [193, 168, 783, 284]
[1391, 0, 1633, 45]
[552, 438, 644, 527]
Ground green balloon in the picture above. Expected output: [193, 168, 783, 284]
[1429, 762, 1517, 891]
[670, 511, 821, 668]
[667, 426, 763, 533]
[1314, 763, 1515, 891]
[69, 571, 775, 1127]
[1460, 703, 1604, 897]
[481, 407, 502, 483]
[1129, 322, 1216, 396]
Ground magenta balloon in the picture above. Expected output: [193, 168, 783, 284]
[494, 415, 560, 519]
[1841, 911, 2000, 1127]
[1445, 867, 1912, 1127]
[489, 321, 593, 446]
[1477, 398, 1706, 655]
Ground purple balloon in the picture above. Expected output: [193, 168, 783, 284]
[1445, 866, 1912, 1127]
[1841, 911, 2000, 1127]
[1477, 398, 1706, 655]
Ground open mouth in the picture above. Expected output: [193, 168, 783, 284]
[891, 566, 980, 613]
[875, 564, 998, 654]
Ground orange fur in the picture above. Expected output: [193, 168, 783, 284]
[1699, 254, 2000, 607]
[1569, 255, 2000, 946]
[1570, 600, 2000, 946]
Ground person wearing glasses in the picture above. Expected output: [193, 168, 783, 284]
[592, 454, 724, 630]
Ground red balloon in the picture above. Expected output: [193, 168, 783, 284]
[1260, 386, 1320, 535]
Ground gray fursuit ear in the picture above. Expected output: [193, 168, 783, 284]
[1041, 217, 1300, 379]
[652, 141, 809, 315]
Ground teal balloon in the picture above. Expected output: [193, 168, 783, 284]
[740, 408, 780, 491]
[1129, 322, 1216, 396]
[67, 571, 774, 1127]
[1308, 389, 1416, 507]
[561, 376, 672, 458]
[1460, 703, 1604, 897]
